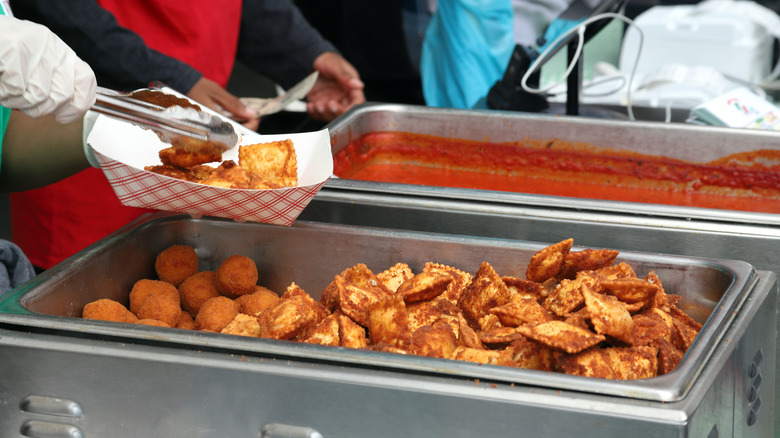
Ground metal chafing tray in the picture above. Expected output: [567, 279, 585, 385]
[301, 103, 780, 435]
[0, 214, 775, 437]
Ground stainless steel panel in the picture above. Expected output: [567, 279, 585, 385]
[324, 103, 780, 226]
[0, 214, 756, 403]
[0, 262, 773, 438]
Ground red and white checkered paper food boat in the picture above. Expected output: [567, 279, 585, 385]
[87, 114, 333, 225]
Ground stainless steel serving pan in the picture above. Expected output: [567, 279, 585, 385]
[0, 214, 757, 402]
[323, 103, 780, 226]
[0, 213, 774, 438]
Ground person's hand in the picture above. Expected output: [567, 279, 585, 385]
[0, 16, 96, 124]
[306, 52, 365, 122]
[186, 77, 260, 131]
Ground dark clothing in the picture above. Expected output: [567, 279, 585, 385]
[0, 240, 35, 296]
[11, 0, 336, 92]
[296, 0, 426, 105]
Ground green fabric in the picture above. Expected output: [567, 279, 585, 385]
[0, 107, 8, 170]
[0, 4, 8, 171]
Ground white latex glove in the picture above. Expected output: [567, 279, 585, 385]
[0, 16, 96, 124]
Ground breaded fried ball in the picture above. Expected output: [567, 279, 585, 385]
[137, 294, 182, 328]
[195, 296, 240, 332]
[177, 310, 196, 330]
[155, 245, 199, 286]
[82, 299, 135, 323]
[235, 286, 280, 317]
[136, 319, 171, 328]
[129, 279, 180, 315]
[179, 271, 219, 318]
[215, 255, 258, 299]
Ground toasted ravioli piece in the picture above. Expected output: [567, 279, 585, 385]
[502, 276, 545, 301]
[454, 346, 515, 367]
[158, 146, 221, 168]
[593, 262, 636, 280]
[508, 338, 554, 371]
[600, 277, 660, 304]
[303, 312, 341, 346]
[321, 264, 391, 313]
[656, 337, 685, 375]
[631, 308, 675, 347]
[582, 283, 634, 342]
[602, 346, 658, 380]
[336, 276, 389, 327]
[556, 348, 615, 379]
[258, 284, 326, 340]
[645, 271, 673, 312]
[200, 160, 252, 189]
[367, 294, 412, 349]
[457, 262, 511, 324]
[407, 298, 462, 333]
[671, 307, 701, 351]
[411, 319, 458, 359]
[423, 262, 472, 304]
[220, 313, 261, 337]
[457, 316, 484, 349]
[239, 140, 298, 187]
[377, 263, 414, 293]
[558, 248, 620, 280]
[478, 326, 526, 346]
[526, 238, 573, 283]
[338, 313, 368, 349]
[396, 271, 452, 303]
[517, 321, 605, 354]
[543, 275, 597, 316]
[489, 296, 552, 327]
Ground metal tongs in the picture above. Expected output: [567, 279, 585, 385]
[240, 71, 318, 117]
[92, 86, 240, 155]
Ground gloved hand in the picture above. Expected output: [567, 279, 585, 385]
[0, 16, 96, 124]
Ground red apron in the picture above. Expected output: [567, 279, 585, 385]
[10, 0, 242, 269]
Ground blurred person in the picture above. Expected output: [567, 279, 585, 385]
[420, 0, 516, 109]
[0, 13, 99, 291]
[9, 0, 365, 272]
[296, 0, 427, 106]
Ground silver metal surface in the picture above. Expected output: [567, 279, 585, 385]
[0, 215, 772, 437]
[324, 102, 780, 226]
[0, 215, 760, 402]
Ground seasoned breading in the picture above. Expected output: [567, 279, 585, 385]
[367, 294, 412, 349]
[257, 283, 326, 340]
[581, 283, 634, 343]
[517, 321, 606, 354]
[423, 262, 472, 304]
[508, 337, 554, 371]
[396, 270, 452, 303]
[526, 238, 573, 282]
[502, 276, 546, 301]
[489, 296, 552, 327]
[159, 146, 221, 168]
[221, 313, 262, 337]
[600, 277, 661, 304]
[458, 262, 511, 324]
[302, 312, 341, 346]
[454, 346, 515, 367]
[558, 248, 620, 280]
[338, 313, 368, 349]
[238, 139, 298, 187]
[377, 262, 414, 293]
[407, 298, 461, 332]
[411, 319, 458, 359]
